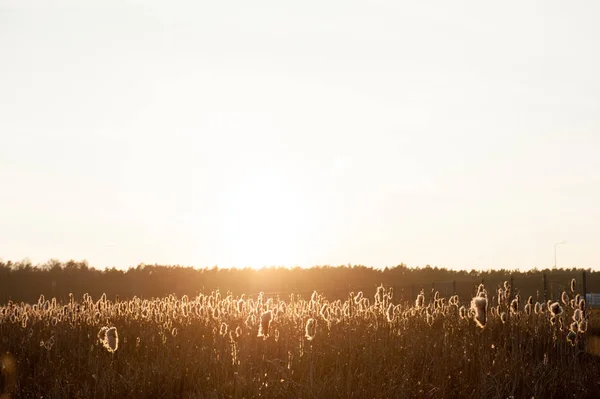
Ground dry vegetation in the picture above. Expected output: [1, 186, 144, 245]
[1, 280, 599, 398]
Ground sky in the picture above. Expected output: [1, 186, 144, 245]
[1, 1, 599, 271]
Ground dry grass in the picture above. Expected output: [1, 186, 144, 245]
[1, 284, 599, 398]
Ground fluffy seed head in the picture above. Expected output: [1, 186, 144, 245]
[569, 321, 578, 332]
[549, 302, 563, 316]
[470, 296, 487, 328]
[375, 285, 385, 304]
[104, 327, 119, 353]
[97, 326, 108, 344]
[503, 281, 510, 298]
[561, 292, 569, 306]
[385, 303, 394, 323]
[426, 313, 434, 326]
[320, 304, 330, 321]
[510, 298, 519, 314]
[476, 284, 485, 296]
[354, 292, 363, 304]
[415, 291, 425, 308]
[311, 291, 318, 303]
[305, 318, 316, 341]
[257, 310, 272, 338]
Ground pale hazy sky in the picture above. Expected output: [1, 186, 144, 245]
[1, 1, 599, 270]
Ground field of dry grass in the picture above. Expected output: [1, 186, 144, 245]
[1, 281, 599, 398]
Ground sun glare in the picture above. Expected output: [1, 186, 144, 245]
[220, 173, 314, 268]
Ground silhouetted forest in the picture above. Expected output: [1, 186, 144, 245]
[1, 259, 598, 304]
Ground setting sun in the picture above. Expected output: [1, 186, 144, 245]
[220, 172, 318, 268]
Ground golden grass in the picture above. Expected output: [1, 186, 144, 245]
[0, 284, 599, 398]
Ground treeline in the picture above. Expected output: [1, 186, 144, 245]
[0, 259, 597, 304]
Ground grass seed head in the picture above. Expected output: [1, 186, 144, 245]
[500, 312, 508, 324]
[104, 327, 119, 353]
[550, 302, 563, 317]
[415, 291, 425, 308]
[305, 318, 316, 341]
[449, 295, 459, 306]
[375, 285, 385, 304]
[510, 298, 519, 314]
[459, 306, 467, 320]
[503, 281, 510, 298]
[561, 292, 569, 306]
[354, 291, 363, 304]
[569, 321, 578, 332]
[426, 313, 434, 326]
[97, 326, 109, 345]
[497, 288, 505, 305]
[476, 284, 487, 299]
[258, 310, 272, 338]
[490, 306, 497, 317]
[471, 296, 487, 328]
[386, 303, 394, 323]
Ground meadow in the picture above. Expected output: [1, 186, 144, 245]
[1, 281, 599, 398]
